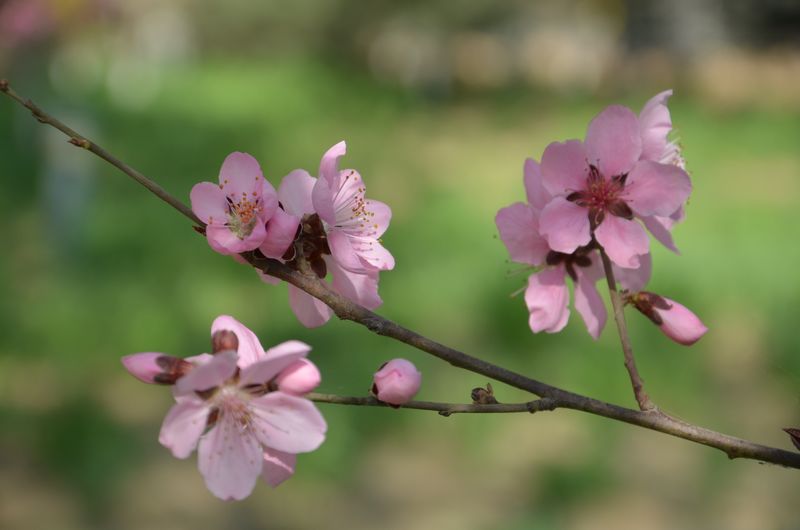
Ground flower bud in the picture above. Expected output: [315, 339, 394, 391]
[631, 292, 708, 346]
[274, 359, 321, 395]
[371, 359, 422, 406]
[121, 353, 191, 384]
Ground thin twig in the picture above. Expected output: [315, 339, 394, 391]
[307, 393, 559, 416]
[4, 79, 800, 469]
[598, 247, 655, 411]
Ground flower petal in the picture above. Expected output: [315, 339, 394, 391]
[278, 169, 316, 217]
[539, 197, 591, 254]
[249, 392, 327, 454]
[495, 202, 549, 266]
[350, 236, 395, 271]
[318, 141, 347, 187]
[594, 216, 649, 269]
[210, 315, 265, 368]
[573, 271, 607, 339]
[523, 157, 550, 210]
[655, 297, 708, 346]
[614, 252, 652, 292]
[329, 258, 382, 309]
[190, 182, 228, 225]
[275, 359, 321, 395]
[639, 89, 674, 162]
[260, 207, 300, 259]
[198, 414, 263, 501]
[175, 350, 238, 395]
[625, 160, 691, 217]
[641, 215, 680, 254]
[524, 267, 570, 334]
[261, 448, 296, 488]
[364, 199, 392, 239]
[311, 177, 336, 226]
[239, 340, 312, 387]
[288, 285, 332, 328]
[218, 152, 264, 199]
[585, 105, 641, 177]
[541, 140, 588, 196]
[204, 222, 267, 255]
[158, 398, 209, 459]
[327, 228, 366, 272]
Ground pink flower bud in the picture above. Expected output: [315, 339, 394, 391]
[371, 358, 421, 405]
[654, 297, 708, 346]
[274, 359, 321, 395]
[121, 352, 191, 384]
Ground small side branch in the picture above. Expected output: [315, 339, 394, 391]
[307, 393, 559, 416]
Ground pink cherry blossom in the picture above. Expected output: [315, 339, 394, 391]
[256, 159, 387, 328]
[538, 102, 692, 268]
[629, 292, 708, 346]
[121, 352, 191, 385]
[372, 358, 422, 405]
[496, 158, 609, 339]
[311, 141, 395, 273]
[190, 152, 279, 255]
[125, 316, 327, 500]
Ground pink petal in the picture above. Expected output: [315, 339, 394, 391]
[190, 182, 228, 225]
[261, 448, 296, 488]
[524, 267, 570, 334]
[121, 352, 168, 384]
[327, 228, 366, 272]
[625, 160, 691, 217]
[495, 202, 549, 266]
[318, 141, 347, 187]
[656, 297, 708, 346]
[158, 398, 209, 459]
[175, 350, 238, 395]
[639, 89, 674, 162]
[329, 258, 382, 309]
[541, 140, 588, 196]
[573, 271, 607, 339]
[210, 315, 266, 368]
[311, 177, 336, 225]
[204, 222, 267, 255]
[248, 392, 327, 454]
[364, 199, 392, 239]
[585, 105, 641, 177]
[258, 177, 279, 223]
[350, 236, 395, 271]
[278, 169, 316, 217]
[614, 252, 652, 292]
[523, 157, 550, 210]
[594, 216, 649, 269]
[218, 151, 264, 199]
[538, 197, 591, 254]
[260, 208, 300, 259]
[198, 414, 263, 501]
[288, 285, 332, 328]
[275, 359, 322, 395]
[239, 340, 312, 387]
[331, 169, 366, 220]
[641, 215, 680, 254]
[256, 268, 281, 285]
[372, 358, 422, 405]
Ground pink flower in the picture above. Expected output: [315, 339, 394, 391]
[538, 99, 692, 269]
[629, 292, 708, 346]
[311, 141, 395, 273]
[190, 152, 278, 255]
[372, 359, 422, 406]
[255, 148, 388, 328]
[124, 316, 327, 500]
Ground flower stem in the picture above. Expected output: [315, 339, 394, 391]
[307, 393, 559, 416]
[598, 248, 655, 411]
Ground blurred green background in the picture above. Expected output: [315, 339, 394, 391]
[2, 1, 800, 529]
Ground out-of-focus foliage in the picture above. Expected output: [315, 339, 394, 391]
[1, 1, 799, 529]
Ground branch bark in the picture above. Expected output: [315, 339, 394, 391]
[307, 393, 559, 416]
[4, 79, 800, 469]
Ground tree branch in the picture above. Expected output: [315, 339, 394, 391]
[598, 247, 655, 411]
[4, 79, 800, 469]
[307, 393, 560, 416]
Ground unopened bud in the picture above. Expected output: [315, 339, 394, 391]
[371, 358, 422, 406]
[275, 359, 321, 395]
[471, 383, 498, 405]
[212, 329, 239, 354]
[122, 353, 191, 384]
[631, 292, 708, 346]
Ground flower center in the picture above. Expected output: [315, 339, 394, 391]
[566, 165, 632, 227]
[212, 384, 254, 431]
[226, 192, 262, 239]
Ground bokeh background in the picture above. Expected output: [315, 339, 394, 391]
[2, 1, 800, 528]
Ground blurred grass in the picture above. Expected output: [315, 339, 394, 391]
[1, 58, 800, 529]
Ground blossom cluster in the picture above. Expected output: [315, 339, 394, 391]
[190, 142, 394, 328]
[496, 91, 707, 345]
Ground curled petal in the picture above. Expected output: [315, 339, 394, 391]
[240, 340, 312, 387]
[639, 89, 674, 162]
[641, 215, 680, 254]
[524, 267, 570, 334]
[198, 414, 263, 501]
[329, 258, 382, 309]
[158, 398, 209, 459]
[278, 169, 316, 217]
[585, 105, 642, 177]
[249, 392, 327, 454]
[625, 160, 691, 218]
[539, 197, 592, 255]
[318, 141, 347, 188]
[260, 208, 300, 259]
[615, 252, 652, 292]
[210, 316, 265, 368]
[288, 285, 333, 328]
[541, 140, 588, 196]
[594, 216, 649, 269]
[495, 202, 549, 266]
[262, 449, 296, 488]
